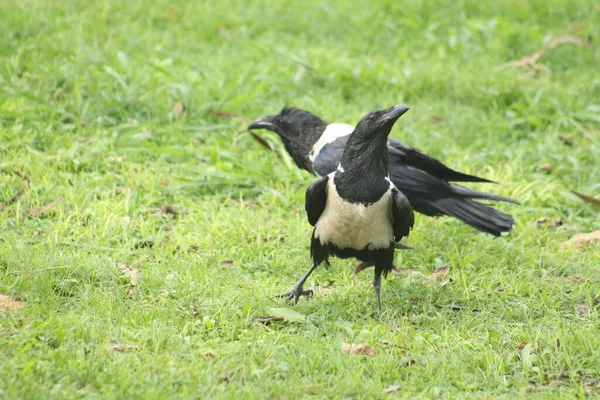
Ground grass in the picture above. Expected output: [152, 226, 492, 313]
[1, 0, 600, 398]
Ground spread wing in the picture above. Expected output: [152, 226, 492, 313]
[391, 188, 414, 242]
[305, 176, 329, 226]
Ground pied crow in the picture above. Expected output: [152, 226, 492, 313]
[278, 104, 414, 315]
[248, 107, 519, 237]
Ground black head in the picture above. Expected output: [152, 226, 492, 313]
[350, 104, 410, 143]
[247, 107, 328, 172]
[248, 107, 326, 138]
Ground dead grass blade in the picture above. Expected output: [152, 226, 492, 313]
[27, 194, 64, 216]
[0, 169, 30, 212]
[571, 190, 600, 209]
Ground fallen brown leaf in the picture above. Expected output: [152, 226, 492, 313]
[560, 230, 600, 250]
[427, 267, 450, 284]
[159, 177, 169, 185]
[202, 350, 217, 358]
[383, 384, 402, 394]
[517, 341, 529, 351]
[309, 281, 333, 296]
[341, 343, 377, 356]
[27, 195, 63, 216]
[571, 190, 600, 209]
[110, 343, 138, 352]
[538, 163, 552, 172]
[0, 169, 30, 212]
[0, 295, 25, 312]
[575, 304, 590, 315]
[115, 263, 141, 296]
[220, 260, 235, 269]
[249, 132, 282, 160]
[172, 100, 186, 116]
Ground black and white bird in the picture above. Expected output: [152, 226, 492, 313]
[248, 107, 519, 237]
[278, 104, 414, 315]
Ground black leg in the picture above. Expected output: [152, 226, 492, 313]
[277, 262, 320, 305]
[373, 270, 383, 317]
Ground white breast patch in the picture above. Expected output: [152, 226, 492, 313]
[308, 123, 354, 164]
[314, 173, 394, 251]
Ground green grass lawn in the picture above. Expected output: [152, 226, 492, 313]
[2, 0, 600, 398]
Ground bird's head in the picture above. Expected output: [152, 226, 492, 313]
[248, 107, 327, 140]
[350, 104, 410, 143]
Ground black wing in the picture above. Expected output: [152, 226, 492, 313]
[391, 188, 414, 242]
[305, 176, 329, 226]
[387, 138, 493, 183]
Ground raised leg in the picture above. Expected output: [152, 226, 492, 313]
[277, 262, 320, 304]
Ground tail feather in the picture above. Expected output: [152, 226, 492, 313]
[448, 184, 520, 205]
[431, 197, 515, 236]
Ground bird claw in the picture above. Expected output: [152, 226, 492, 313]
[276, 286, 313, 304]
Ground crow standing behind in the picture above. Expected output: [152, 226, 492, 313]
[278, 105, 414, 315]
[248, 108, 519, 237]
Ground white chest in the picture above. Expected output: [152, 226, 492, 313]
[314, 175, 394, 251]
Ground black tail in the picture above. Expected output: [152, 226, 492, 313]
[428, 197, 515, 236]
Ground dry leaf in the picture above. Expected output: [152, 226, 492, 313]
[172, 100, 186, 116]
[106, 156, 123, 163]
[538, 163, 552, 172]
[0, 295, 25, 312]
[119, 187, 132, 196]
[309, 281, 333, 296]
[383, 385, 402, 394]
[220, 260, 235, 269]
[159, 203, 179, 216]
[202, 350, 217, 358]
[341, 343, 378, 356]
[575, 304, 590, 315]
[517, 341, 529, 351]
[560, 230, 600, 250]
[0, 169, 30, 212]
[159, 177, 169, 185]
[111, 343, 138, 352]
[115, 263, 141, 296]
[427, 267, 450, 283]
[540, 269, 548, 279]
[571, 190, 600, 209]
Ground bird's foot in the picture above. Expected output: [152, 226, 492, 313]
[276, 285, 313, 305]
